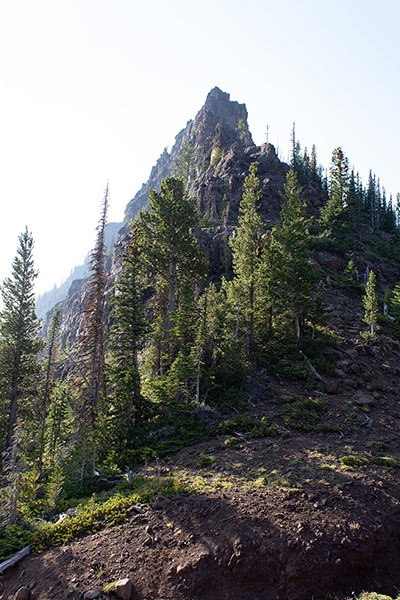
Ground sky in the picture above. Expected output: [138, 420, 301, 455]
[0, 0, 399, 295]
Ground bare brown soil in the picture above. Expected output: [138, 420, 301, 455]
[2, 289, 400, 600]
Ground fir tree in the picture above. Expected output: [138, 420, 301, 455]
[262, 170, 313, 342]
[107, 233, 148, 464]
[362, 270, 378, 337]
[0, 228, 43, 453]
[230, 161, 263, 353]
[38, 307, 61, 472]
[135, 177, 204, 378]
[390, 283, 400, 321]
[79, 185, 109, 431]
[319, 147, 349, 229]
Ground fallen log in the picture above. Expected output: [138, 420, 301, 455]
[0, 545, 30, 574]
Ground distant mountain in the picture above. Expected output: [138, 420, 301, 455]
[36, 221, 122, 320]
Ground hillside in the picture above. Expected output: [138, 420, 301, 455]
[1, 88, 400, 600]
[2, 293, 400, 598]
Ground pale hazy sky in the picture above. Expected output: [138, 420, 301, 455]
[1, 0, 399, 294]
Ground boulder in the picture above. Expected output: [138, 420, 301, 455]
[354, 392, 375, 406]
[14, 588, 31, 600]
[115, 578, 133, 600]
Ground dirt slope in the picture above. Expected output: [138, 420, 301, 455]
[2, 283, 400, 600]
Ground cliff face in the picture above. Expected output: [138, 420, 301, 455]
[123, 87, 253, 223]
[43, 87, 325, 341]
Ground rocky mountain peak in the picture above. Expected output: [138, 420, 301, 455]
[200, 86, 253, 146]
[123, 88, 253, 222]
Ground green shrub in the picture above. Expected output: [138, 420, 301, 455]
[224, 437, 239, 447]
[197, 453, 216, 468]
[281, 397, 326, 431]
[0, 524, 33, 562]
[373, 456, 399, 469]
[211, 147, 223, 167]
[23, 476, 185, 556]
[340, 455, 368, 469]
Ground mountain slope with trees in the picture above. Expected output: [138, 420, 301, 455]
[1, 88, 400, 600]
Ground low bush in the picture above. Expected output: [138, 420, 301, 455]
[281, 397, 326, 431]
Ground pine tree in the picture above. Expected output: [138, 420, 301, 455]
[45, 381, 73, 468]
[363, 270, 378, 337]
[135, 177, 204, 378]
[262, 170, 313, 342]
[320, 147, 349, 228]
[390, 283, 400, 321]
[0, 228, 43, 453]
[79, 185, 109, 430]
[230, 161, 263, 353]
[38, 307, 61, 472]
[107, 233, 148, 464]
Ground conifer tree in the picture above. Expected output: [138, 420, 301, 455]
[363, 270, 378, 337]
[390, 283, 400, 321]
[262, 170, 313, 342]
[38, 307, 61, 472]
[230, 161, 263, 353]
[79, 185, 109, 431]
[107, 232, 148, 463]
[135, 177, 204, 378]
[0, 228, 43, 453]
[320, 147, 349, 227]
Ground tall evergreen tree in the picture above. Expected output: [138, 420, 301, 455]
[262, 170, 313, 342]
[320, 147, 349, 227]
[107, 232, 148, 463]
[230, 161, 263, 353]
[0, 228, 43, 453]
[135, 177, 204, 378]
[79, 185, 109, 430]
[363, 270, 378, 337]
[38, 307, 61, 472]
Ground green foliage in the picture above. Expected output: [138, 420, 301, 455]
[340, 454, 368, 469]
[320, 147, 349, 228]
[259, 170, 313, 343]
[176, 141, 196, 183]
[281, 397, 326, 431]
[373, 456, 399, 469]
[197, 453, 216, 467]
[230, 161, 263, 352]
[210, 146, 223, 167]
[354, 594, 395, 600]
[0, 228, 43, 451]
[106, 238, 149, 466]
[217, 415, 278, 437]
[390, 283, 400, 321]
[236, 118, 251, 144]
[25, 476, 185, 556]
[0, 523, 32, 562]
[362, 270, 379, 337]
[135, 177, 205, 387]
[45, 381, 74, 468]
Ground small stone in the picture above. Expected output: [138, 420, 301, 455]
[14, 588, 31, 600]
[354, 392, 374, 406]
[115, 578, 133, 600]
[83, 591, 102, 599]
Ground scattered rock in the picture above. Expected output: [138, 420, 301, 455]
[354, 392, 375, 406]
[324, 381, 338, 394]
[115, 578, 133, 600]
[14, 587, 31, 600]
[83, 591, 102, 599]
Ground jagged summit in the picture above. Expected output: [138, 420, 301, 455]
[123, 88, 253, 222]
